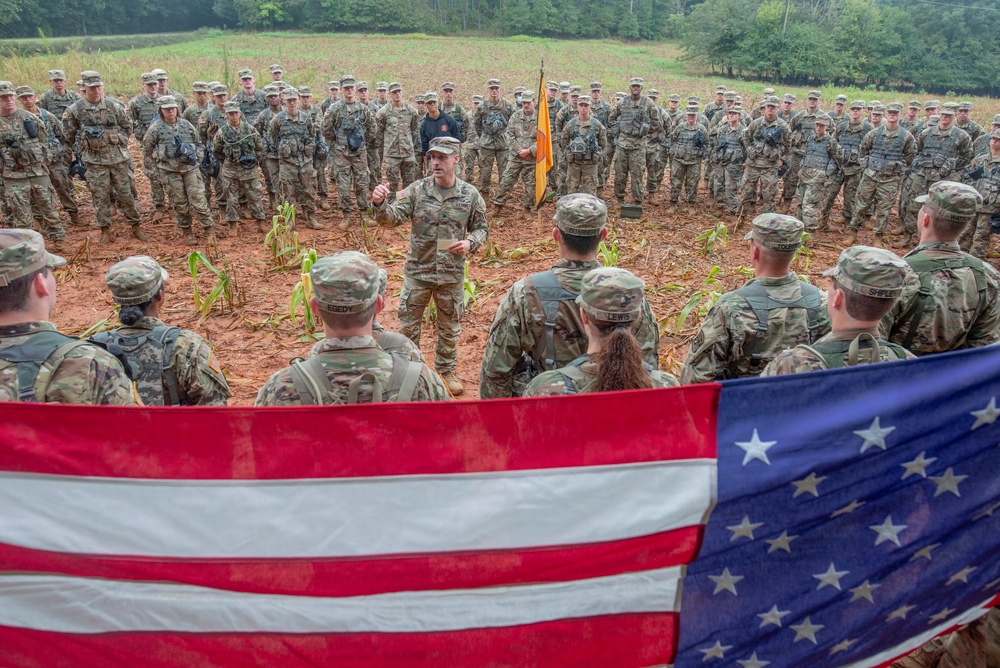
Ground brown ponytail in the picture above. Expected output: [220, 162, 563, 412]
[591, 322, 652, 393]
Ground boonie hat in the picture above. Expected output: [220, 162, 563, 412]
[744, 213, 804, 252]
[105, 256, 168, 305]
[0, 230, 66, 287]
[554, 193, 607, 236]
[311, 251, 379, 314]
[577, 267, 645, 323]
[823, 246, 908, 300]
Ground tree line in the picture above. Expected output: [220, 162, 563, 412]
[1, 0, 997, 96]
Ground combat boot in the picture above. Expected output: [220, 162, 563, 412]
[99, 227, 113, 245]
[304, 212, 325, 230]
[230, 221, 239, 237]
[440, 371, 464, 396]
[182, 228, 197, 246]
[205, 228, 218, 246]
[268, 194, 277, 210]
[131, 225, 149, 242]
[893, 233, 913, 249]
[842, 230, 858, 246]
[68, 211, 82, 226]
[216, 224, 228, 240]
[338, 210, 352, 231]
[873, 234, 886, 249]
[320, 199, 331, 211]
[256, 219, 268, 233]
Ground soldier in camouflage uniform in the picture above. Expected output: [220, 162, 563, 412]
[183, 82, 214, 209]
[796, 113, 843, 230]
[703, 86, 727, 124]
[64, 71, 144, 244]
[643, 88, 664, 198]
[37, 70, 79, 122]
[554, 86, 581, 196]
[233, 69, 267, 124]
[297, 87, 331, 211]
[898, 103, 973, 248]
[439, 81, 467, 178]
[762, 246, 915, 375]
[466, 94, 483, 183]
[269, 64, 283, 83]
[829, 94, 848, 125]
[609, 77, 661, 204]
[955, 101, 984, 144]
[881, 181, 1000, 353]
[972, 114, 1000, 157]
[16, 85, 79, 227]
[782, 90, 823, 210]
[97, 256, 231, 406]
[254, 251, 450, 405]
[479, 194, 659, 399]
[198, 84, 231, 212]
[0, 81, 64, 246]
[960, 129, 1000, 258]
[681, 214, 830, 383]
[151, 69, 186, 114]
[322, 75, 376, 228]
[751, 88, 776, 120]
[474, 78, 516, 200]
[253, 86, 282, 210]
[849, 102, 917, 247]
[270, 87, 322, 230]
[739, 96, 791, 214]
[144, 96, 217, 245]
[0, 230, 136, 405]
[492, 91, 538, 211]
[373, 137, 488, 396]
[560, 96, 607, 196]
[778, 94, 797, 125]
[129, 72, 166, 210]
[376, 82, 420, 195]
[824, 100, 873, 228]
[213, 101, 266, 234]
[356, 82, 382, 192]
[900, 100, 922, 136]
[588, 82, 612, 193]
[320, 81, 340, 114]
[525, 267, 678, 397]
[714, 106, 746, 213]
[669, 104, 709, 204]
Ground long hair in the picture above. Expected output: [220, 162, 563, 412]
[590, 321, 652, 393]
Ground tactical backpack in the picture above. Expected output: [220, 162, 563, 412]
[547, 354, 591, 394]
[170, 135, 197, 166]
[796, 333, 909, 370]
[92, 326, 182, 406]
[344, 110, 366, 153]
[200, 147, 220, 177]
[287, 351, 424, 405]
[731, 280, 824, 376]
[0, 330, 91, 402]
[484, 108, 508, 136]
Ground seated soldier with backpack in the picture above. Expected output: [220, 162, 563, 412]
[0, 230, 136, 405]
[94, 256, 231, 406]
[255, 251, 451, 405]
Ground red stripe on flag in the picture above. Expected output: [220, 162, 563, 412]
[0, 386, 718, 479]
[0, 613, 678, 667]
[0, 526, 702, 596]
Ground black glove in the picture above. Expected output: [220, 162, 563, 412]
[967, 166, 985, 181]
[777, 161, 789, 177]
[990, 213, 1000, 235]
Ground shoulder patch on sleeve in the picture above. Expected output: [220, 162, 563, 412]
[208, 352, 222, 374]
[396, 190, 407, 200]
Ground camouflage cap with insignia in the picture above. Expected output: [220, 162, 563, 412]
[157, 95, 179, 109]
[388, 82, 402, 93]
[990, 129, 1000, 140]
[151, 68, 168, 80]
[298, 86, 312, 96]
[48, 70, 66, 81]
[356, 81, 368, 91]
[426, 136, 460, 155]
[554, 193, 607, 237]
[939, 102, 957, 116]
[559, 81, 571, 92]
[814, 112, 832, 125]
[685, 104, 699, 114]
[327, 80, 340, 90]
[871, 104, 886, 115]
[590, 81, 603, 91]
[472, 94, 483, 103]
[340, 74, 356, 87]
[569, 86, 582, 96]
[958, 101, 972, 111]
[835, 94, 848, 103]
[576, 267, 645, 324]
[269, 63, 283, 74]
[908, 100, 921, 109]
[744, 213, 804, 252]
[263, 85, 279, 98]
[991, 113, 1000, 126]
[764, 95, 780, 106]
[0, 230, 66, 288]
[192, 81, 211, 93]
[924, 99, 940, 110]
[14, 85, 34, 98]
[439, 81, 454, 91]
[487, 78, 501, 88]
[141, 72, 158, 85]
[521, 90, 535, 102]
[546, 81, 559, 91]
[283, 87, 300, 100]
[415, 94, 425, 103]
[104, 255, 169, 306]
[237, 69, 253, 79]
[81, 71, 103, 87]
[915, 180, 983, 224]
[577, 95, 592, 106]
[647, 88, 660, 98]
[823, 246, 908, 300]
[716, 85, 727, 93]
[808, 89, 822, 99]
[223, 101, 240, 113]
[884, 102, 902, 113]
[424, 91, 438, 103]
[782, 94, 795, 103]
[723, 91, 736, 100]
[212, 84, 228, 96]
[762, 87, 776, 96]
[311, 251, 379, 314]
[668, 94, 680, 102]
[628, 77, 643, 86]
[849, 99, 865, 110]
[376, 81, 389, 91]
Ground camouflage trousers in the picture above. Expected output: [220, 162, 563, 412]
[493, 157, 535, 208]
[86, 161, 141, 228]
[781, 152, 803, 203]
[479, 147, 509, 200]
[796, 175, 833, 229]
[48, 161, 78, 215]
[142, 153, 166, 207]
[263, 156, 279, 202]
[221, 164, 265, 222]
[385, 155, 419, 194]
[565, 160, 599, 195]
[367, 147, 381, 192]
[334, 150, 369, 212]
[958, 211, 994, 259]
[556, 145, 569, 196]
[278, 161, 318, 216]
[718, 162, 743, 213]
[464, 147, 478, 183]
[852, 173, 903, 235]
[823, 169, 863, 223]
[160, 168, 214, 230]
[645, 142, 662, 194]
[398, 276, 464, 374]
[314, 153, 328, 198]
[670, 160, 701, 203]
[740, 164, 780, 213]
[614, 145, 645, 202]
[2, 175, 64, 241]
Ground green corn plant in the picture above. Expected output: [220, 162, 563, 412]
[674, 265, 723, 333]
[78, 313, 116, 338]
[793, 231, 812, 272]
[289, 249, 319, 335]
[695, 222, 729, 255]
[264, 201, 305, 270]
[598, 230, 621, 267]
[733, 265, 756, 279]
[463, 261, 477, 308]
[481, 240, 506, 267]
[188, 251, 244, 322]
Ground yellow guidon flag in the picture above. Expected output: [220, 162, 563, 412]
[534, 58, 554, 207]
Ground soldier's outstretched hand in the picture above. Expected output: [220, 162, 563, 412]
[372, 182, 391, 205]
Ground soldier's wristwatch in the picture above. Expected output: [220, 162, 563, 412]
[467, 239, 477, 252]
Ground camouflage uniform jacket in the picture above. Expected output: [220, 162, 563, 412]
[197, 105, 227, 145]
[858, 125, 917, 181]
[900, 117, 922, 136]
[479, 259, 660, 399]
[703, 101, 726, 123]
[319, 97, 337, 115]
[34, 107, 68, 163]
[106, 316, 231, 406]
[591, 99, 612, 130]
[143, 118, 202, 173]
[789, 108, 824, 154]
[375, 176, 488, 285]
[182, 103, 211, 137]
[233, 88, 267, 124]
[441, 103, 468, 142]
[0, 321, 137, 405]
[968, 152, 1000, 213]
[547, 97, 563, 136]
[506, 108, 538, 159]
[376, 102, 420, 158]
[913, 125, 973, 175]
[213, 120, 265, 167]
[834, 119, 873, 176]
[880, 241, 1000, 354]
[669, 122, 709, 165]
[608, 96, 662, 150]
[63, 97, 133, 166]
[474, 97, 516, 150]
[760, 327, 916, 376]
[972, 133, 993, 158]
[798, 132, 843, 184]
[714, 122, 746, 166]
[162, 88, 187, 113]
[128, 93, 160, 142]
[37, 89, 80, 121]
[253, 335, 451, 405]
[0, 109, 51, 179]
[254, 106, 281, 157]
[560, 117, 607, 163]
[372, 322, 424, 362]
[524, 355, 678, 397]
[555, 104, 578, 136]
[322, 100, 377, 155]
[269, 110, 318, 168]
[681, 273, 832, 384]
[957, 120, 984, 144]
[741, 116, 791, 169]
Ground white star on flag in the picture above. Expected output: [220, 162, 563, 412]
[791, 472, 826, 498]
[813, 563, 849, 591]
[970, 396, 1000, 430]
[854, 416, 896, 453]
[737, 652, 771, 668]
[790, 617, 824, 644]
[849, 579, 880, 603]
[886, 604, 916, 622]
[757, 604, 791, 628]
[698, 640, 732, 660]
[708, 567, 744, 596]
[929, 467, 968, 497]
[830, 499, 865, 518]
[946, 566, 976, 585]
[909, 543, 941, 562]
[735, 429, 776, 466]
[901, 451, 937, 479]
[765, 530, 797, 554]
[829, 639, 858, 655]
[727, 516, 763, 541]
[928, 607, 956, 623]
[869, 515, 907, 547]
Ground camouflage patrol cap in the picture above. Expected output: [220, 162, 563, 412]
[472, 94, 483, 103]
[685, 104, 699, 114]
[311, 251, 380, 314]
[0, 230, 66, 287]
[731, 105, 744, 113]
[426, 136, 461, 155]
[546, 81, 559, 91]
[275, 81, 290, 91]
[823, 246, 908, 300]
[376, 81, 389, 91]
[554, 193, 607, 236]
[849, 99, 865, 110]
[237, 69, 253, 79]
[629, 77, 643, 87]
[356, 81, 368, 91]
[559, 81, 571, 92]
[270, 64, 283, 74]
[782, 94, 795, 103]
[668, 94, 680, 102]
[687, 96, 700, 103]
[340, 75, 357, 87]
[76, 80, 83, 87]
[939, 102, 957, 116]
[908, 100, 921, 109]
[924, 99, 940, 110]
[487, 78, 501, 88]
[327, 80, 340, 89]
[150, 68, 167, 80]
[764, 96, 780, 107]
[834, 94, 848, 104]
[929, 114, 940, 125]
[521, 91, 535, 102]
[378, 268, 388, 298]
[744, 213, 804, 252]
[388, 82, 402, 93]
[104, 256, 169, 305]
[223, 101, 240, 113]
[424, 91, 438, 103]
[807, 90, 822, 99]
[647, 89, 660, 98]
[958, 101, 972, 111]
[993, 114, 1000, 126]
[211, 84, 228, 96]
[814, 112, 832, 126]
[283, 87, 300, 100]
[48, 70, 66, 81]
[577, 95, 592, 106]
[871, 104, 886, 115]
[207, 81, 222, 89]
[263, 86, 279, 98]
[81, 71, 103, 87]
[192, 81, 211, 93]
[886, 102, 903, 113]
[415, 94, 425, 103]
[590, 81, 603, 91]
[14, 86, 34, 98]
[576, 267, 645, 324]
[990, 129, 1000, 140]
[158, 95, 179, 110]
[762, 87, 776, 96]
[439, 81, 454, 91]
[141, 72, 158, 85]
[298, 86, 312, 96]
[723, 91, 736, 100]
[569, 86, 582, 96]
[915, 180, 982, 224]
[716, 85, 727, 93]
[868, 100, 882, 109]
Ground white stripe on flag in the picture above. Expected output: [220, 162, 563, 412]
[0, 461, 714, 558]
[0, 568, 683, 634]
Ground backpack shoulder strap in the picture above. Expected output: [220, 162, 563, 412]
[152, 326, 183, 406]
[289, 356, 338, 406]
[799, 281, 824, 343]
[0, 330, 87, 402]
[527, 270, 580, 371]
[386, 352, 424, 402]
[556, 355, 591, 395]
